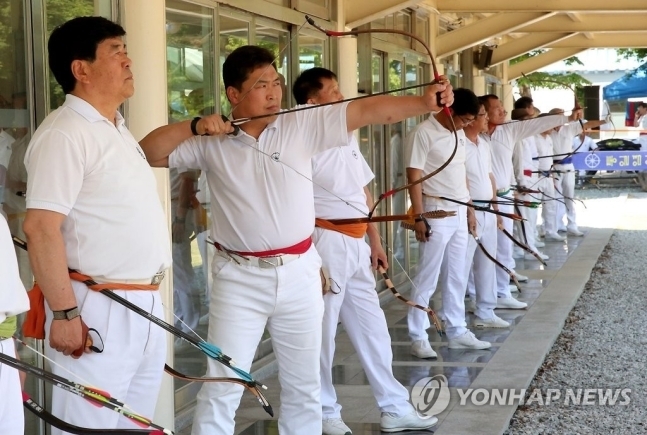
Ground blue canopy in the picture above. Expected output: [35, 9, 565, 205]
[603, 63, 647, 101]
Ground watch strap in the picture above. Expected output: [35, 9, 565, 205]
[52, 307, 80, 321]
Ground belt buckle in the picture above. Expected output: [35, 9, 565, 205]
[151, 271, 165, 285]
[258, 256, 282, 268]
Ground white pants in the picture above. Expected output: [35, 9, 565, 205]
[495, 201, 514, 299]
[408, 202, 468, 340]
[313, 228, 411, 418]
[537, 176, 557, 235]
[172, 203, 199, 333]
[45, 285, 167, 435]
[0, 338, 23, 435]
[192, 245, 324, 435]
[464, 210, 498, 319]
[515, 177, 539, 253]
[553, 163, 578, 231]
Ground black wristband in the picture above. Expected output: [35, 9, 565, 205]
[190, 117, 201, 136]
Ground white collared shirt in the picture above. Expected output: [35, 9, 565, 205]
[484, 114, 568, 189]
[0, 214, 28, 323]
[169, 102, 350, 252]
[312, 135, 373, 219]
[535, 134, 554, 171]
[465, 135, 494, 201]
[405, 115, 469, 205]
[25, 94, 171, 280]
[550, 122, 582, 156]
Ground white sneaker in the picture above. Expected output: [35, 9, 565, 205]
[410, 340, 438, 359]
[545, 232, 567, 242]
[512, 272, 528, 282]
[473, 315, 510, 328]
[448, 330, 491, 349]
[509, 284, 519, 293]
[496, 297, 528, 310]
[567, 228, 584, 237]
[465, 298, 476, 313]
[323, 418, 352, 435]
[524, 251, 549, 261]
[535, 240, 545, 248]
[380, 410, 438, 432]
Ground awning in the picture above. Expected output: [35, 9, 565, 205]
[603, 63, 647, 101]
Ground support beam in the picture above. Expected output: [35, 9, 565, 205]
[489, 32, 576, 67]
[437, 0, 647, 12]
[436, 12, 555, 59]
[508, 48, 586, 80]
[548, 33, 647, 48]
[519, 13, 647, 33]
[345, 0, 422, 28]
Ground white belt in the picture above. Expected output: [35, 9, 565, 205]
[90, 271, 166, 286]
[215, 249, 300, 269]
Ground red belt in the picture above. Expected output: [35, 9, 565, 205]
[213, 237, 312, 257]
[523, 169, 532, 177]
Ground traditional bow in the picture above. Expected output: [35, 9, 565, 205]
[469, 231, 522, 292]
[0, 350, 173, 434]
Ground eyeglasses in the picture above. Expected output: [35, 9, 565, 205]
[457, 115, 476, 126]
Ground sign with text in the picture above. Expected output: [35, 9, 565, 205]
[572, 151, 647, 171]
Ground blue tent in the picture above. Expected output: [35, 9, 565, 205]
[603, 63, 647, 101]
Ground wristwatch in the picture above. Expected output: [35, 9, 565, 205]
[52, 307, 80, 321]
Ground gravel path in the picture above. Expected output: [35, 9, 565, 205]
[505, 187, 647, 435]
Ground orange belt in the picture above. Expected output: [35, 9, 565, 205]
[315, 218, 367, 238]
[23, 271, 159, 339]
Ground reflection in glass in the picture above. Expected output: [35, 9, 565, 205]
[298, 34, 324, 72]
[255, 24, 289, 108]
[166, 1, 215, 385]
[219, 15, 249, 115]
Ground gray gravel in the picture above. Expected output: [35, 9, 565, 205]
[505, 187, 647, 435]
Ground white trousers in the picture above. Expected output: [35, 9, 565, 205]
[495, 201, 514, 299]
[537, 176, 557, 235]
[192, 246, 324, 435]
[408, 202, 468, 340]
[45, 285, 167, 435]
[553, 163, 578, 231]
[0, 339, 23, 435]
[464, 210, 498, 319]
[515, 177, 539, 253]
[313, 228, 411, 418]
[172, 203, 199, 333]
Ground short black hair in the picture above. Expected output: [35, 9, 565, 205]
[638, 102, 647, 109]
[514, 96, 534, 110]
[452, 88, 480, 117]
[292, 67, 338, 105]
[222, 45, 276, 92]
[511, 108, 531, 120]
[48, 16, 126, 94]
[479, 94, 499, 111]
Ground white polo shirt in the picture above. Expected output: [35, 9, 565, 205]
[484, 114, 568, 189]
[550, 122, 582, 157]
[0, 214, 28, 323]
[512, 136, 538, 186]
[535, 134, 554, 172]
[312, 135, 373, 219]
[405, 115, 469, 205]
[25, 94, 171, 281]
[169, 102, 350, 252]
[465, 135, 494, 202]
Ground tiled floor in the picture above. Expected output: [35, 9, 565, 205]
[224, 232, 589, 434]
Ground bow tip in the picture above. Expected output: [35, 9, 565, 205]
[264, 405, 275, 417]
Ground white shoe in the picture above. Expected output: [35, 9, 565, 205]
[567, 228, 584, 237]
[535, 240, 545, 248]
[465, 298, 476, 313]
[545, 232, 567, 242]
[323, 418, 352, 435]
[524, 251, 549, 261]
[473, 315, 510, 328]
[558, 227, 567, 232]
[448, 330, 491, 349]
[496, 297, 528, 310]
[509, 284, 519, 293]
[512, 272, 528, 282]
[410, 340, 437, 359]
[380, 410, 438, 432]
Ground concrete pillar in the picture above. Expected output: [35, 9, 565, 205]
[122, 0, 175, 430]
[473, 75, 486, 96]
[335, 0, 357, 100]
